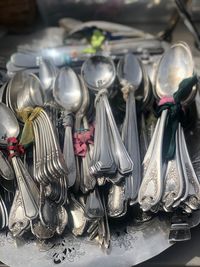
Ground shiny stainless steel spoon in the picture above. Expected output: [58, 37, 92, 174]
[54, 66, 83, 187]
[8, 72, 44, 123]
[118, 53, 142, 202]
[39, 58, 58, 101]
[74, 76, 96, 193]
[8, 190, 30, 237]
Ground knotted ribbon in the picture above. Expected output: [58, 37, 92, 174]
[7, 137, 25, 159]
[156, 75, 198, 160]
[73, 125, 94, 157]
[17, 107, 43, 146]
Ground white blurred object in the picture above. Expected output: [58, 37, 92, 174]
[17, 27, 65, 53]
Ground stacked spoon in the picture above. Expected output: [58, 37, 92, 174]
[0, 41, 199, 247]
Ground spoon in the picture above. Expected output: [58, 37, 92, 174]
[82, 56, 116, 176]
[118, 53, 142, 202]
[157, 43, 196, 210]
[39, 58, 58, 101]
[82, 55, 133, 175]
[138, 42, 195, 211]
[54, 66, 83, 187]
[74, 76, 96, 193]
[8, 72, 44, 122]
[107, 180, 127, 217]
[179, 123, 200, 210]
[67, 194, 88, 236]
[0, 103, 39, 219]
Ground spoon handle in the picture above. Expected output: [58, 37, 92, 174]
[162, 127, 184, 210]
[122, 90, 141, 201]
[63, 118, 76, 187]
[102, 94, 133, 174]
[11, 156, 39, 220]
[84, 187, 104, 219]
[97, 98, 117, 173]
[179, 124, 200, 209]
[140, 113, 149, 159]
[42, 110, 67, 174]
[138, 109, 167, 211]
[107, 181, 127, 217]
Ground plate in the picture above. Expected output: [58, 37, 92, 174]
[0, 217, 171, 267]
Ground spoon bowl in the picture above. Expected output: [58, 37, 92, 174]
[7, 71, 28, 112]
[27, 74, 44, 107]
[117, 53, 142, 89]
[8, 72, 44, 121]
[53, 66, 83, 188]
[155, 42, 195, 103]
[117, 53, 142, 201]
[53, 67, 83, 113]
[81, 55, 116, 92]
[39, 58, 58, 100]
[0, 103, 19, 140]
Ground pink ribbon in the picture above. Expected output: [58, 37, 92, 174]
[73, 125, 94, 157]
[158, 96, 175, 106]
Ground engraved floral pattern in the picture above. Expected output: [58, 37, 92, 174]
[45, 237, 85, 264]
[111, 227, 138, 250]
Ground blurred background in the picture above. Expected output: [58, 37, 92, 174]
[0, 0, 199, 30]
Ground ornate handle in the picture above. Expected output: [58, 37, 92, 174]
[162, 127, 184, 210]
[11, 156, 39, 220]
[107, 181, 127, 217]
[81, 151, 96, 193]
[95, 98, 116, 173]
[138, 109, 168, 211]
[8, 189, 30, 237]
[80, 115, 96, 192]
[142, 118, 160, 176]
[102, 94, 133, 175]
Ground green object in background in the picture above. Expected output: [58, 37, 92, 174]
[82, 29, 105, 54]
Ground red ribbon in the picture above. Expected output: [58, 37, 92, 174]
[7, 137, 25, 159]
[73, 125, 94, 157]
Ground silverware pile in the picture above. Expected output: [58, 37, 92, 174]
[0, 41, 199, 248]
